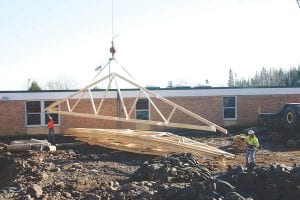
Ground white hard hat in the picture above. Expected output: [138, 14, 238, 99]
[248, 130, 255, 135]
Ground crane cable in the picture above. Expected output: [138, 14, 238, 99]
[92, 0, 135, 82]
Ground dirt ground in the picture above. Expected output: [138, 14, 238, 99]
[0, 129, 299, 199]
[196, 135, 300, 171]
[173, 129, 300, 171]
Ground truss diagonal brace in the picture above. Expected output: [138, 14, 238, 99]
[114, 73, 227, 134]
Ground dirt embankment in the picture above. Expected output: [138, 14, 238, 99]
[0, 132, 299, 199]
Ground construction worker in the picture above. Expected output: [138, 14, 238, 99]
[47, 115, 55, 145]
[244, 129, 259, 172]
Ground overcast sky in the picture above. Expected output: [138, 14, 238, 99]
[0, 0, 299, 90]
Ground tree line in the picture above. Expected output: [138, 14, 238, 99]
[28, 65, 300, 91]
[28, 77, 78, 91]
[228, 65, 300, 87]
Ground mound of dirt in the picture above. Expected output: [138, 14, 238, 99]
[0, 156, 18, 190]
[0, 137, 299, 200]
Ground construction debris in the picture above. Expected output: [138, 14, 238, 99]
[219, 164, 300, 200]
[131, 153, 212, 183]
[130, 153, 247, 200]
[130, 154, 300, 200]
[65, 128, 234, 159]
[0, 137, 299, 200]
[1, 139, 56, 153]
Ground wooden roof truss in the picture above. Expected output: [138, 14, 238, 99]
[45, 71, 227, 134]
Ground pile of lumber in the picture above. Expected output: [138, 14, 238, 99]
[231, 134, 247, 152]
[65, 128, 235, 159]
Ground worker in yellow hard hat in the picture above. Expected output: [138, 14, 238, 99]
[244, 130, 259, 172]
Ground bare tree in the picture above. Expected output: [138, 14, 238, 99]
[228, 69, 234, 87]
[46, 76, 78, 90]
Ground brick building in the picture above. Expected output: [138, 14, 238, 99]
[0, 87, 299, 135]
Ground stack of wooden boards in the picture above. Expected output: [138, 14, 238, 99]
[65, 128, 235, 159]
[231, 134, 247, 152]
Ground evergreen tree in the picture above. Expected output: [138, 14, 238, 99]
[28, 81, 42, 91]
[233, 65, 300, 87]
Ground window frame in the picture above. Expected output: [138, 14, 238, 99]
[135, 99, 150, 120]
[25, 101, 41, 126]
[222, 96, 237, 120]
[25, 100, 60, 127]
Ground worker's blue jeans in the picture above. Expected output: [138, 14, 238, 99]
[245, 148, 255, 164]
[48, 128, 55, 145]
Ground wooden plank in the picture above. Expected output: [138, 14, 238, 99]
[65, 128, 234, 158]
[88, 89, 97, 114]
[71, 90, 87, 112]
[45, 72, 227, 134]
[49, 110, 216, 132]
[96, 76, 114, 114]
[67, 132, 183, 156]
[45, 74, 111, 112]
[167, 107, 176, 123]
[128, 90, 142, 117]
[66, 99, 71, 112]
[114, 73, 227, 134]
[142, 90, 167, 123]
[70, 128, 227, 157]
[114, 75, 129, 119]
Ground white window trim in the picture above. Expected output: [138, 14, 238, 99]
[135, 99, 150, 120]
[25, 100, 60, 127]
[25, 101, 41, 127]
[223, 96, 237, 120]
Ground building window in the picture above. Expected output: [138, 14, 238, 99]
[136, 99, 149, 120]
[223, 96, 236, 119]
[26, 101, 41, 125]
[26, 101, 59, 127]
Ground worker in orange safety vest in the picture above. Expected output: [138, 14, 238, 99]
[47, 115, 55, 145]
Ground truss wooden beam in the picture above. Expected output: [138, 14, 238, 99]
[88, 89, 97, 114]
[114, 74, 129, 119]
[96, 76, 114, 114]
[49, 110, 216, 132]
[142, 90, 167, 123]
[128, 90, 142, 117]
[115, 73, 227, 134]
[45, 72, 227, 134]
